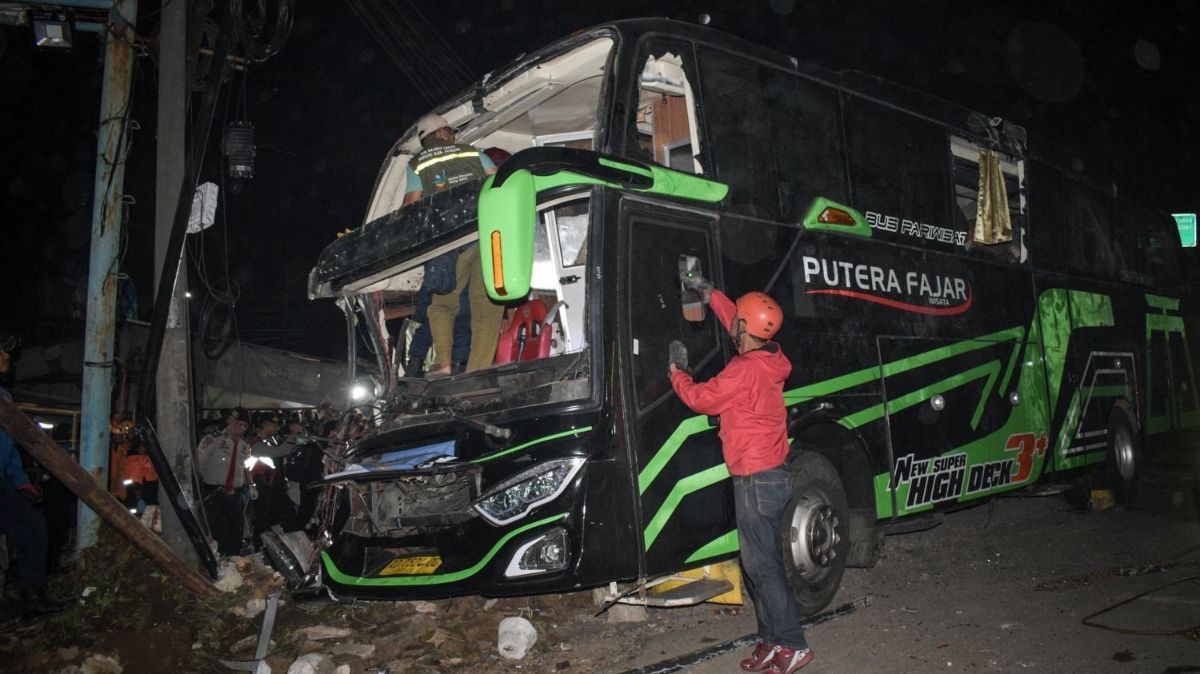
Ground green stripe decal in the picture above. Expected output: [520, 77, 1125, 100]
[321, 513, 567, 587]
[638, 415, 714, 494]
[643, 464, 730, 551]
[685, 529, 739, 564]
[471, 427, 593, 464]
[998, 334, 1023, 400]
[839, 360, 1002, 430]
[874, 472, 894, 518]
[782, 326, 1024, 405]
[1145, 294, 1180, 311]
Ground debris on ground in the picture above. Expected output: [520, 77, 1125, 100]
[297, 625, 353, 641]
[1, 488, 1194, 673]
[497, 616, 538, 659]
[286, 652, 335, 674]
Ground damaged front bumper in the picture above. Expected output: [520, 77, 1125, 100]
[265, 440, 589, 600]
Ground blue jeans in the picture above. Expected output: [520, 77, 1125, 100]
[0, 486, 48, 592]
[733, 467, 808, 650]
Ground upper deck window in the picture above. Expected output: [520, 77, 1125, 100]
[624, 38, 704, 175]
[950, 135, 1027, 263]
[696, 47, 847, 223]
[844, 96, 955, 249]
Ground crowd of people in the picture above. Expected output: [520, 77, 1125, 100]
[194, 407, 331, 557]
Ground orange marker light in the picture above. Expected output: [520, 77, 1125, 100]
[818, 207, 856, 226]
[490, 231, 506, 296]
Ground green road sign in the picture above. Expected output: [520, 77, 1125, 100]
[1174, 213, 1196, 247]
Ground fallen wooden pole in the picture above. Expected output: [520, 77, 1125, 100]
[0, 396, 218, 598]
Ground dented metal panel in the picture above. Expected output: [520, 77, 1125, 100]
[345, 466, 482, 537]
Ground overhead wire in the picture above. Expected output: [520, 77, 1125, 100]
[372, 0, 455, 91]
[401, 0, 472, 84]
[343, 0, 474, 106]
[393, 1, 468, 97]
[344, 0, 441, 104]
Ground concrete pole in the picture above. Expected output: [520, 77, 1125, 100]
[78, 0, 138, 550]
[153, 0, 200, 567]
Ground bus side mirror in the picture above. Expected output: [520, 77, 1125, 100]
[679, 254, 706, 322]
[478, 171, 537, 301]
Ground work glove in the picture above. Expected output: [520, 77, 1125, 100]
[668, 340, 689, 374]
[679, 270, 714, 303]
[16, 483, 42, 502]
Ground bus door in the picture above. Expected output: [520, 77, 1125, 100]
[1168, 330, 1200, 428]
[877, 328, 1043, 516]
[1147, 300, 1200, 434]
[619, 199, 736, 576]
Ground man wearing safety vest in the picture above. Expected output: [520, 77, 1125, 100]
[668, 274, 814, 674]
[401, 114, 504, 377]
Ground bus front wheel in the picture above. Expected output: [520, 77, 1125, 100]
[781, 452, 848, 617]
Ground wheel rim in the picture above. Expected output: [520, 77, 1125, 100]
[1112, 424, 1136, 483]
[787, 494, 840, 578]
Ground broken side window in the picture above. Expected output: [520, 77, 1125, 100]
[625, 38, 703, 175]
[951, 135, 1027, 262]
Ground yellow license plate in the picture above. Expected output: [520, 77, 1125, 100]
[380, 555, 442, 576]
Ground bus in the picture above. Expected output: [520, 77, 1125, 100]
[272, 18, 1198, 614]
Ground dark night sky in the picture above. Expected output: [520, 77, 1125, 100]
[2, 1, 1198, 359]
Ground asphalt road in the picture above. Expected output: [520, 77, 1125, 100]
[605, 481, 1200, 674]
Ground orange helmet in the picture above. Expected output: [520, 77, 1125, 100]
[734, 292, 783, 340]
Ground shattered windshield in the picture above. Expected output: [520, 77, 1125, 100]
[348, 195, 593, 429]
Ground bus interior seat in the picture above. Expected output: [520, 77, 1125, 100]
[494, 298, 553, 365]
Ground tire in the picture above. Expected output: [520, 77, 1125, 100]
[845, 509, 883, 568]
[781, 452, 849, 617]
[1105, 408, 1139, 503]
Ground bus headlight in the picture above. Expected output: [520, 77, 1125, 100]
[504, 526, 570, 577]
[474, 458, 585, 526]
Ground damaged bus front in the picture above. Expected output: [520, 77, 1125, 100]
[271, 27, 731, 602]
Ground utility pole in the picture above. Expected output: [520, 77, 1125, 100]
[77, 0, 138, 550]
[154, 0, 199, 566]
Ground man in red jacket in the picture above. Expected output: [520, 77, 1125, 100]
[669, 274, 813, 674]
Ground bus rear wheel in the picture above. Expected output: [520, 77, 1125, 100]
[781, 452, 848, 617]
[1106, 408, 1139, 503]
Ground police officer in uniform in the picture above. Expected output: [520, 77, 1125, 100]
[197, 408, 252, 555]
[246, 414, 298, 547]
[402, 114, 505, 376]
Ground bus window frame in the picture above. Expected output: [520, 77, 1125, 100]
[622, 34, 703, 173]
[623, 205, 722, 415]
[948, 133, 1029, 265]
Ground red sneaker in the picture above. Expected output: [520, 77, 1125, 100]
[740, 642, 779, 672]
[767, 646, 814, 674]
